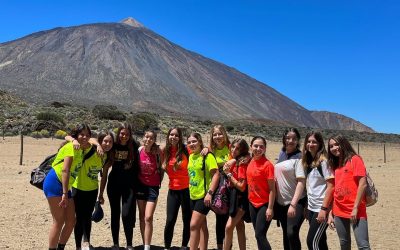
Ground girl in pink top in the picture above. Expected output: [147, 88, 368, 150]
[137, 130, 163, 250]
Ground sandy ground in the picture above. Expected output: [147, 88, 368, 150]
[0, 136, 399, 249]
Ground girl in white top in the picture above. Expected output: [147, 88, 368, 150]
[302, 131, 334, 250]
[274, 128, 306, 250]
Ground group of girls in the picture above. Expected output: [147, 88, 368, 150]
[43, 123, 371, 250]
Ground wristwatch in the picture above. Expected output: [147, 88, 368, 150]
[207, 189, 214, 195]
[226, 173, 233, 178]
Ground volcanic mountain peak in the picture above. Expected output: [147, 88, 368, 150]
[120, 17, 144, 28]
[0, 20, 374, 132]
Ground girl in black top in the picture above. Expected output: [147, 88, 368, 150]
[98, 123, 139, 250]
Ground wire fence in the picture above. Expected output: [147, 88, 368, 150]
[1, 132, 399, 166]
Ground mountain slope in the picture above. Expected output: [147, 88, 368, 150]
[0, 18, 373, 132]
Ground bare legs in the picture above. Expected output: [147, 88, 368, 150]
[137, 199, 158, 247]
[47, 197, 76, 248]
[224, 209, 246, 250]
[190, 211, 208, 250]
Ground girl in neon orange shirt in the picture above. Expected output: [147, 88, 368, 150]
[327, 135, 370, 250]
[162, 127, 191, 250]
[246, 136, 275, 250]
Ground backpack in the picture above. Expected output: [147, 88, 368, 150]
[364, 172, 378, 207]
[30, 153, 60, 190]
[351, 158, 378, 207]
[306, 165, 324, 178]
[202, 153, 230, 215]
[30, 146, 96, 190]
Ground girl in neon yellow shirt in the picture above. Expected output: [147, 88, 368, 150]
[43, 124, 91, 250]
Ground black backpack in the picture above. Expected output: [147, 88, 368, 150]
[30, 146, 96, 190]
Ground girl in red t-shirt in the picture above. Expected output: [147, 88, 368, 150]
[222, 138, 251, 250]
[246, 136, 275, 250]
[162, 127, 191, 250]
[327, 135, 370, 250]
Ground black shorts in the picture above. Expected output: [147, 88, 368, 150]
[136, 184, 160, 202]
[190, 198, 210, 215]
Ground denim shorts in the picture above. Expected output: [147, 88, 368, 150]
[136, 184, 160, 202]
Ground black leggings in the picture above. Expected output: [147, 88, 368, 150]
[107, 173, 136, 246]
[164, 188, 192, 248]
[307, 210, 328, 250]
[249, 203, 272, 250]
[216, 213, 229, 246]
[275, 197, 307, 250]
[72, 188, 98, 247]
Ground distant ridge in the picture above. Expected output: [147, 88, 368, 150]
[0, 18, 374, 132]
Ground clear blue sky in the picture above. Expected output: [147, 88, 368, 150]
[1, 1, 399, 134]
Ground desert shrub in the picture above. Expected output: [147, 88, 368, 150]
[202, 120, 212, 126]
[40, 129, 50, 138]
[127, 112, 159, 134]
[226, 125, 234, 132]
[54, 130, 68, 139]
[92, 105, 126, 121]
[36, 111, 64, 124]
[31, 131, 42, 138]
[112, 127, 119, 135]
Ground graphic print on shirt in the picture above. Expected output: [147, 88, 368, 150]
[87, 165, 102, 180]
[115, 150, 128, 161]
[70, 162, 82, 180]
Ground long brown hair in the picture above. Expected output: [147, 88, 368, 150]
[164, 127, 189, 170]
[98, 130, 115, 165]
[301, 131, 327, 169]
[230, 138, 250, 164]
[116, 122, 136, 164]
[327, 135, 357, 170]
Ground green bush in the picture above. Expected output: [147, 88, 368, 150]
[226, 125, 234, 132]
[127, 112, 159, 134]
[54, 130, 68, 139]
[31, 131, 42, 138]
[92, 105, 126, 121]
[39, 129, 50, 138]
[36, 111, 64, 124]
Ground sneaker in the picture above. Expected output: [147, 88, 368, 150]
[111, 245, 119, 250]
[126, 246, 134, 250]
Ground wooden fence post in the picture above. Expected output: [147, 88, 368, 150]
[357, 143, 360, 154]
[384, 143, 386, 164]
[19, 132, 24, 165]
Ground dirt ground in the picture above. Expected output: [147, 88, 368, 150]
[0, 136, 399, 249]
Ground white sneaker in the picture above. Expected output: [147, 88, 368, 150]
[126, 246, 134, 250]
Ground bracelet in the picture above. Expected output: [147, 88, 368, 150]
[207, 189, 214, 195]
[321, 206, 329, 211]
[290, 203, 297, 208]
[226, 173, 233, 178]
